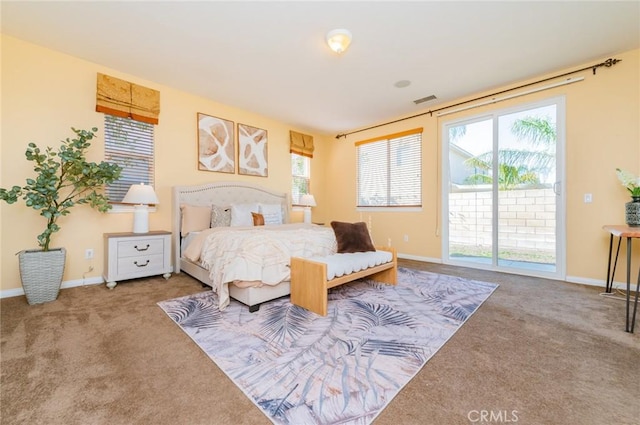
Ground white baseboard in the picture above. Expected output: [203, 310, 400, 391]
[565, 275, 605, 287]
[397, 253, 442, 263]
[0, 276, 104, 299]
[566, 275, 630, 290]
[398, 253, 616, 288]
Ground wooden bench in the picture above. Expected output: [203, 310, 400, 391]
[290, 246, 397, 316]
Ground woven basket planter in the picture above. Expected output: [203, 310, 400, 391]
[18, 248, 66, 305]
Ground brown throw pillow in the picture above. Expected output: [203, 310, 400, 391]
[252, 212, 265, 226]
[330, 221, 376, 253]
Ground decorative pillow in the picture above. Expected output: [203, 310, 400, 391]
[180, 204, 211, 236]
[330, 221, 376, 253]
[259, 203, 283, 225]
[230, 203, 259, 227]
[252, 212, 265, 226]
[211, 205, 231, 227]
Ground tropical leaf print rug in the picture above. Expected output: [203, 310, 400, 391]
[157, 267, 498, 425]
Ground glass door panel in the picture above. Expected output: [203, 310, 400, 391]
[447, 118, 494, 265]
[496, 105, 557, 272]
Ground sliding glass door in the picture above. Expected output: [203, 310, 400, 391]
[443, 98, 565, 279]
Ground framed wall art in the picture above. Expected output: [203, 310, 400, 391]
[238, 123, 268, 177]
[197, 112, 235, 173]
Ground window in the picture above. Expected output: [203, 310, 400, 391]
[104, 115, 155, 202]
[291, 153, 310, 205]
[357, 128, 422, 207]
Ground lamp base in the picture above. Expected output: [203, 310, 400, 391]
[303, 207, 312, 224]
[132, 205, 150, 233]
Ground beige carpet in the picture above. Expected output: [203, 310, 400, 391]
[1, 260, 638, 425]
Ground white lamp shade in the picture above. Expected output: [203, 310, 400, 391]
[122, 183, 158, 234]
[122, 183, 159, 205]
[300, 194, 316, 207]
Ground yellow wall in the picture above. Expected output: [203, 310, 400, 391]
[0, 34, 327, 292]
[326, 49, 640, 283]
[2, 32, 638, 294]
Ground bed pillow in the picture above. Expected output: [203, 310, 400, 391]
[211, 205, 231, 227]
[252, 212, 265, 226]
[259, 203, 283, 225]
[330, 221, 376, 253]
[180, 204, 211, 236]
[230, 203, 259, 227]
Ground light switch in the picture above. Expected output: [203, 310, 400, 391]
[584, 193, 593, 203]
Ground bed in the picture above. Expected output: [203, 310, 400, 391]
[172, 181, 337, 312]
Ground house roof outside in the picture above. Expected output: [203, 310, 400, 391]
[1, 1, 638, 136]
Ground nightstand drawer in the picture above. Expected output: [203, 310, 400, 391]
[117, 254, 165, 276]
[117, 239, 165, 258]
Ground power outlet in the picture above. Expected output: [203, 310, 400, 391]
[403, 234, 409, 242]
[85, 248, 94, 260]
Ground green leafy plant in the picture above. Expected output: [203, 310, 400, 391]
[0, 127, 122, 251]
[616, 168, 640, 198]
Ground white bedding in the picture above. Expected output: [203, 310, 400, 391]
[183, 223, 337, 309]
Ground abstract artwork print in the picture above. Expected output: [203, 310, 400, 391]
[198, 113, 235, 173]
[238, 123, 268, 177]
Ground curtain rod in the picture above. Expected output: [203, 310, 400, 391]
[437, 76, 584, 117]
[335, 57, 621, 139]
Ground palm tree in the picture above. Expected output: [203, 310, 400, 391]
[448, 125, 467, 142]
[464, 115, 556, 190]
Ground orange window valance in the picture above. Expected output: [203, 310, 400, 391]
[96, 73, 160, 125]
[290, 131, 315, 158]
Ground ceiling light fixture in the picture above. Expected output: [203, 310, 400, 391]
[326, 29, 352, 54]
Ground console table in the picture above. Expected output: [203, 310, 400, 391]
[603, 225, 640, 333]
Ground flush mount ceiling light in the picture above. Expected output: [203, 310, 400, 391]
[326, 29, 352, 54]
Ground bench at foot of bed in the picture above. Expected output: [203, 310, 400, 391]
[290, 246, 397, 316]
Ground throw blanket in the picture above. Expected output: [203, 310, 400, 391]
[183, 224, 337, 309]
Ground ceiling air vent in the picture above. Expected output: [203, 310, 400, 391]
[413, 95, 437, 105]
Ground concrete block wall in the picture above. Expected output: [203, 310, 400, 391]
[448, 188, 556, 255]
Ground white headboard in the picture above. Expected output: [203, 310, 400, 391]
[172, 181, 290, 272]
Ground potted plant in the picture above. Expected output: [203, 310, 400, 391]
[0, 127, 121, 304]
[616, 168, 640, 227]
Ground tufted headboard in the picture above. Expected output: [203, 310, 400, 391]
[172, 181, 290, 272]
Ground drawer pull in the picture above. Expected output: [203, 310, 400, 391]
[134, 260, 150, 267]
[135, 244, 150, 252]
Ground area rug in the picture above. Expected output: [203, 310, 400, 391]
[157, 267, 498, 425]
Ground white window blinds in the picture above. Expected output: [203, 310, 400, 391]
[291, 153, 310, 205]
[104, 115, 155, 202]
[356, 128, 422, 207]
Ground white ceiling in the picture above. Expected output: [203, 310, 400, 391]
[1, 1, 638, 137]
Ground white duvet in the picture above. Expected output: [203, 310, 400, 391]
[183, 223, 337, 310]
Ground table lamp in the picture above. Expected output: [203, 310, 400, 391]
[300, 194, 316, 224]
[122, 183, 159, 233]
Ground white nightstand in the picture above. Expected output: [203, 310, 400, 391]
[103, 230, 172, 289]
